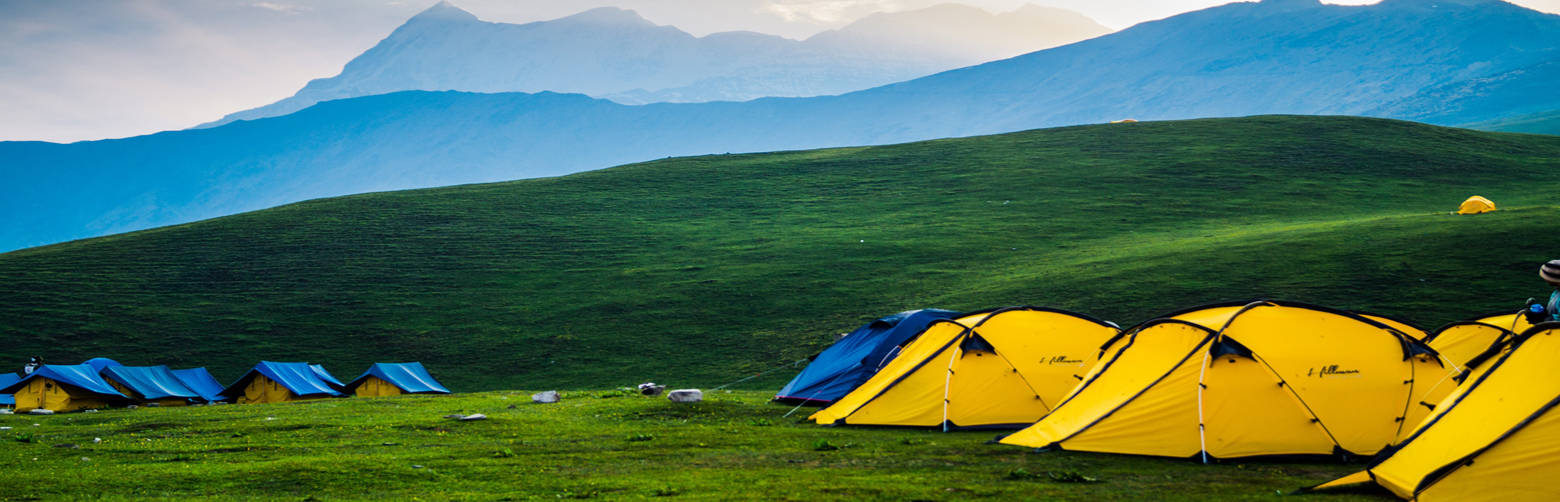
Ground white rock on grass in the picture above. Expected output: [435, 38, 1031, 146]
[443, 414, 466, 420]
[0, 409, 12, 415]
[28, 409, 54, 415]
[668, 389, 703, 403]
[458, 414, 488, 421]
[531, 391, 559, 404]
[0, 427, 11, 431]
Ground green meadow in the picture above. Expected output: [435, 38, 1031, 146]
[1, 391, 1388, 501]
[1, 115, 1557, 391]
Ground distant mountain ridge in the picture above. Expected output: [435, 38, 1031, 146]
[198, 1, 1110, 127]
[4, 0, 1559, 253]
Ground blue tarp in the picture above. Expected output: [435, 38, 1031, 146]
[219, 362, 344, 400]
[0, 372, 20, 406]
[82, 358, 123, 373]
[0, 365, 134, 405]
[775, 308, 962, 404]
[347, 362, 451, 394]
[171, 368, 228, 402]
[310, 365, 346, 390]
[100, 365, 203, 401]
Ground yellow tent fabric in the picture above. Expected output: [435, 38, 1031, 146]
[1422, 312, 1531, 374]
[1001, 301, 1456, 461]
[11, 378, 121, 413]
[353, 376, 406, 397]
[810, 307, 1120, 430]
[1357, 313, 1428, 341]
[238, 375, 331, 404]
[1457, 196, 1496, 215]
[1309, 323, 1560, 500]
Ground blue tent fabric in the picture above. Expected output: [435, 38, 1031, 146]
[347, 363, 452, 394]
[775, 308, 962, 404]
[0, 372, 20, 406]
[219, 362, 344, 400]
[81, 358, 123, 373]
[0, 365, 135, 405]
[310, 365, 346, 390]
[171, 368, 228, 402]
[100, 365, 203, 401]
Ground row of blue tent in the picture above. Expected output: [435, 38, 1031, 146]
[1, 358, 450, 412]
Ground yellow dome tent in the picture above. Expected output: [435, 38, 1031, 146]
[809, 306, 1120, 430]
[1307, 323, 1560, 500]
[999, 301, 1456, 461]
[1456, 196, 1496, 215]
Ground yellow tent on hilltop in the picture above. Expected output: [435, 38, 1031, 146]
[810, 306, 1121, 430]
[1456, 196, 1496, 215]
[1000, 301, 1457, 461]
[1307, 322, 1560, 500]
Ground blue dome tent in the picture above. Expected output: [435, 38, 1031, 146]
[775, 308, 963, 405]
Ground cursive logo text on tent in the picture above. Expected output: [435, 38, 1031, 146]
[1307, 365, 1362, 379]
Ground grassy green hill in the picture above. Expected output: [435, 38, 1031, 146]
[2, 115, 1558, 391]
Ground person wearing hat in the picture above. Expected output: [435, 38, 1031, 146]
[1526, 260, 1560, 324]
[23, 356, 41, 375]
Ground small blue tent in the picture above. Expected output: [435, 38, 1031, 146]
[82, 358, 123, 373]
[0, 372, 21, 407]
[99, 365, 203, 405]
[0, 365, 135, 411]
[171, 368, 229, 403]
[220, 362, 344, 404]
[775, 308, 962, 405]
[310, 364, 347, 391]
[346, 363, 452, 396]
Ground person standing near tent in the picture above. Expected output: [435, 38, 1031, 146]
[1527, 260, 1560, 324]
[23, 356, 42, 375]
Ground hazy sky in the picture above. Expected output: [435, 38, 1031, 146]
[2, 0, 1558, 143]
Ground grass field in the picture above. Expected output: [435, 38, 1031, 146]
[2, 115, 1559, 393]
[0, 391, 1392, 501]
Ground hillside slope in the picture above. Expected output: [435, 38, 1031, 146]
[2, 116, 1558, 391]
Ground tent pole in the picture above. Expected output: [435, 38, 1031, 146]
[1197, 351, 1211, 464]
[942, 335, 963, 433]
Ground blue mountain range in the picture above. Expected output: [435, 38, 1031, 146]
[2, 0, 1557, 252]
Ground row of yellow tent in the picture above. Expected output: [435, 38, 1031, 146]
[803, 301, 1556, 500]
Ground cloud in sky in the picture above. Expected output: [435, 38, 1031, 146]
[2, 0, 1558, 143]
